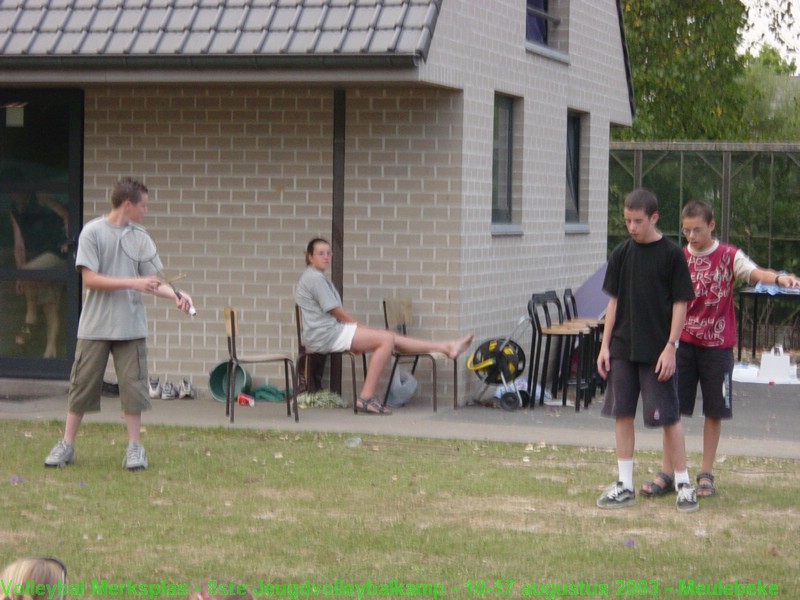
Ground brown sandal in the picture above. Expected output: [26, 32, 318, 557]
[696, 472, 715, 497]
[640, 472, 675, 497]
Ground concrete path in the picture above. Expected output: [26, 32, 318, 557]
[1, 377, 798, 459]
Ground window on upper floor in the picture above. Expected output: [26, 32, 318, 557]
[526, 0, 568, 59]
[492, 94, 522, 226]
[565, 110, 583, 223]
[526, 0, 551, 44]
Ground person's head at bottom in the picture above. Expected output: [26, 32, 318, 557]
[0, 556, 68, 600]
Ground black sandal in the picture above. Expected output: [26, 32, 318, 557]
[640, 472, 675, 497]
[356, 397, 392, 415]
[696, 471, 716, 497]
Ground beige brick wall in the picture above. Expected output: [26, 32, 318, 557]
[84, 85, 465, 402]
[417, 0, 631, 400]
[77, 0, 632, 406]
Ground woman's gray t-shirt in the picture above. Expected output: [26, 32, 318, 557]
[294, 266, 345, 353]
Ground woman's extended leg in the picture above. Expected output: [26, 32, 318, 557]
[350, 327, 474, 409]
[350, 327, 395, 405]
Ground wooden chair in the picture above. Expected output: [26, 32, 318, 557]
[382, 297, 458, 411]
[294, 304, 362, 413]
[223, 306, 297, 424]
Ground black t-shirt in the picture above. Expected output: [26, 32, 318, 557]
[603, 236, 694, 364]
[11, 195, 67, 257]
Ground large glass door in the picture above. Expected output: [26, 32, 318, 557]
[0, 88, 83, 379]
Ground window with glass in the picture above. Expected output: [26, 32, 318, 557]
[526, 0, 550, 44]
[565, 111, 582, 223]
[492, 94, 514, 224]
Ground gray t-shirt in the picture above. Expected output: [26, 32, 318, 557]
[294, 266, 345, 353]
[75, 216, 163, 340]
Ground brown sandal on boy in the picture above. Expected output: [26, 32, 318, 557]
[640, 472, 675, 497]
[696, 471, 716, 497]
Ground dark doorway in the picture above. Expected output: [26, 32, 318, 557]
[0, 88, 83, 379]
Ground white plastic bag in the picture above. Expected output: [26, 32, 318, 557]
[386, 368, 418, 408]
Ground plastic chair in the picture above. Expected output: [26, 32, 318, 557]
[294, 304, 362, 413]
[223, 306, 297, 424]
[527, 291, 590, 411]
[563, 287, 604, 403]
[382, 297, 458, 411]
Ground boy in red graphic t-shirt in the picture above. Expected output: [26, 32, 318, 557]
[641, 200, 800, 499]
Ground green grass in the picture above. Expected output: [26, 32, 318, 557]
[1, 419, 799, 598]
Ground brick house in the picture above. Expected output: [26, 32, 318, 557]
[0, 0, 633, 403]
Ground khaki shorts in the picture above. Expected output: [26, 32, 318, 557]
[67, 338, 152, 415]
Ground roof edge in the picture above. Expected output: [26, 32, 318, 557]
[0, 53, 422, 71]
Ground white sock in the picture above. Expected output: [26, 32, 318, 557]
[674, 469, 690, 487]
[618, 459, 634, 491]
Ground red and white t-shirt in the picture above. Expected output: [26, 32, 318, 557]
[681, 241, 756, 348]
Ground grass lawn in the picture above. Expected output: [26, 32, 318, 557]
[1, 419, 799, 598]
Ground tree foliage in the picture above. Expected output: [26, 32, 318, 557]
[618, 0, 749, 141]
[740, 45, 800, 140]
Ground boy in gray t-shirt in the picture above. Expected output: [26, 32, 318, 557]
[44, 178, 194, 471]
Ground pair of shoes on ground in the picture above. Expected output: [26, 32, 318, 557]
[597, 480, 699, 512]
[149, 377, 195, 400]
[356, 396, 392, 415]
[43, 439, 147, 470]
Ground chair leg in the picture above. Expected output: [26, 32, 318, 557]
[283, 359, 298, 421]
[226, 359, 237, 424]
[225, 360, 232, 418]
[528, 331, 543, 410]
[430, 357, 438, 412]
[383, 356, 401, 408]
[348, 352, 360, 414]
[452, 357, 458, 410]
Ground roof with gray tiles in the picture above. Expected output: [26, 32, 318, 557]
[0, 0, 441, 69]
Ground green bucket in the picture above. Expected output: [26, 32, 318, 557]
[208, 361, 251, 403]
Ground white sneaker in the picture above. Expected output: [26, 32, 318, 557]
[161, 380, 178, 400]
[148, 377, 161, 399]
[44, 439, 74, 467]
[123, 442, 147, 471]
[596, 481, 635, 509]
[178, 379, 196, 399]
[676, 483, 699, 513]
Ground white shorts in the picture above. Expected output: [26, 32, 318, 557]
[330, 323, 357, 353]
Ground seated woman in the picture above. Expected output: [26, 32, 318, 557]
[295, 237, 473, 414]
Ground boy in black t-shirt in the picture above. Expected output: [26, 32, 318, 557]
[596, 188, 698, 513]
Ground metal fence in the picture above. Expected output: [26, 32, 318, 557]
[608, 142, 800, 354]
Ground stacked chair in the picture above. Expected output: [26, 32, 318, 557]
[527, 291, 594, 412]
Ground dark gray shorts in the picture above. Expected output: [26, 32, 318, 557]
[601, 358, 681, 428]
[67, 338, 152, 415]
[676, 344, 733, 420]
